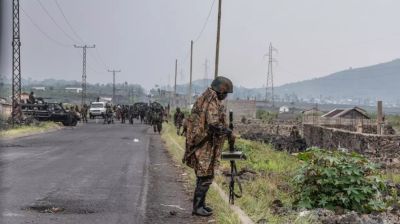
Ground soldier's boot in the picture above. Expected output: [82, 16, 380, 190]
[198, 178, 213, 212]
[192, 196, 211, 216]
[199, 190, 213, 212]
[158, 123, 162, 133]
[192, 177, 213, 217]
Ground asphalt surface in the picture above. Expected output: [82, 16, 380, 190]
[0, 120, 209, 224]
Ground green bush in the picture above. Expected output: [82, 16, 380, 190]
[292, 148, 387, 213]
[256, 109, 277, 122]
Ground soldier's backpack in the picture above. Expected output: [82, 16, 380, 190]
[182, 89, 215, 168]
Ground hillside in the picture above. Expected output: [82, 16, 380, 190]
[276, 59, 400, 102]
[174, 59, 400, 104]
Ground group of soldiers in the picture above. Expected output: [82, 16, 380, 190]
[175, 76, 234, 217]
[96, 102, 167, 134]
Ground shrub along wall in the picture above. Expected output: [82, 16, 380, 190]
[303, 124, 400, 166]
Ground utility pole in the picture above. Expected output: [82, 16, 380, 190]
[174, 59, 178, 107]
[107, 69, 121, 104]
[214, 0, 222, 78]
[74, 44, 95, 107]
[11, 0, 22, 126]
[188, 40, 193, 107]
[266, 42, 277, 108]
[204, 59, 209, 89]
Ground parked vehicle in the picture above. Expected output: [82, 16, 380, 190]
[89, 102, 107, 119]
[20, 102, 80, 126]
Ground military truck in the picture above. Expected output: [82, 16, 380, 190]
[20, 102, 80, 126]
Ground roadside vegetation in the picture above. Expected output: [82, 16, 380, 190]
[163, 119, 400, 223]
[256, 109, 278, 123]
[0, 121, 61, 138]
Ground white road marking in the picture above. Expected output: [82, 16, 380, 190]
[160, 204, 186, 211]
[2, 212, 25, 217]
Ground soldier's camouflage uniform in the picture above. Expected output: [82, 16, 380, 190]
[184, 87, 227, 177]
[174, 110, 185, 135]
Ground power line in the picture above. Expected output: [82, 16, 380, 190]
[194, 0, 216, 43]
[54, 0, 109, 70]
[54, 0, 84, 43]
[94, 48, 109, 69]
[178, 0, 216, 69]
[21, 7, 71, 48]
[36, 0, 78, 43]
[88, 51, 108, 70]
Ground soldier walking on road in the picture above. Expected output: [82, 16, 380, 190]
[80, 104, 88, 123]
[121, 105, 128, 124]
[174, 107, 185, 135]
[182, 76, 234, 217]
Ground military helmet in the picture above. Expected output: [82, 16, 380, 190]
[211, 76, 233, 94]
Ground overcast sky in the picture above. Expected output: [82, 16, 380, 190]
[1, 0, 400, 89]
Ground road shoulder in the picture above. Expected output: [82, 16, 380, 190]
[0, 122, 64, 141]
[145, 131, 211, 224]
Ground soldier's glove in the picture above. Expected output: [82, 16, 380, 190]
[208, 124, 232, 136]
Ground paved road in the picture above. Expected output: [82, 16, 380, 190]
[0, 121, 208, 224]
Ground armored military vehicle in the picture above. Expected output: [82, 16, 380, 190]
[20, 101, 80, 126]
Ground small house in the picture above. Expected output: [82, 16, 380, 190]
[322, 107, 370, 119]
[279, 105, 290, 113]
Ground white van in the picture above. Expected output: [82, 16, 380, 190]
[89, 102, 107, 119]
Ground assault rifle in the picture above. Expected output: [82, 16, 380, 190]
[221, 110, 246, 205]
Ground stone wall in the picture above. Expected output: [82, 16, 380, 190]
[303, 124, 400, 165]
[235, 121, 307, 152]
[235, 122, 297, 137]
[321, 124, 396, 135]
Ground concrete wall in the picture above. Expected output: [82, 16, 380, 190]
[0, 103, 11, 119]
[303, 124, 400, 165]
[226, 100, 256, 121]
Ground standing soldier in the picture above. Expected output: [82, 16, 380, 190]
[128, 105, 135, 124]
[174, 107, 185, 135]
[181, 118, 188, 137]
[75, 105, 79, 113]
[182, 76, 234, 217]
[80, 104, 88, 123]
[121, 105, 128, 124]
[151, 103, 164, 134]
[104, 104, 114, 124]
[28, 91, 35, 104]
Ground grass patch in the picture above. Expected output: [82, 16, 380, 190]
[0, 122, 61, 138]
[387, 115, 400, 133]
[161, 123, 240, 224]
[216, 139, 303, 223]
[382, 169, 400, 184]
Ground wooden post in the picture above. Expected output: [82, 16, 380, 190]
[189, 40, 193, 107]
[377, 101, 383, 135]
[214, 0, 222, 78]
